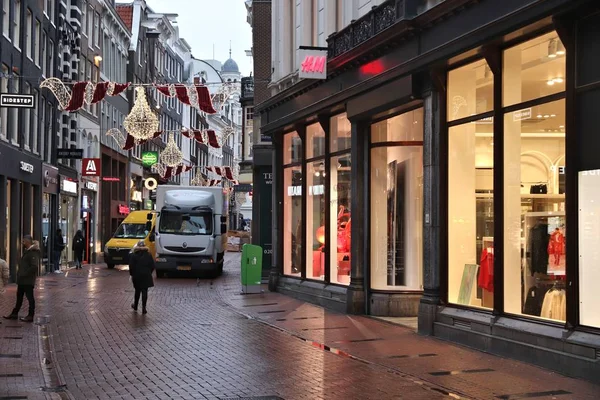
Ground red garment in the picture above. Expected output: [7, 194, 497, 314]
[548, 230, 565, 266]
[478, 247, 494, 292]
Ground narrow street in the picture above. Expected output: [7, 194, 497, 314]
[0, 254, 598, 400]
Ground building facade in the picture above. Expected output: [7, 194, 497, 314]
[258, 0, 600, 383]
[0, 0, 60, 278]
[246, 0, 273, 278]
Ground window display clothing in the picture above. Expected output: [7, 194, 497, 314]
[478, 246, 494, 292]
[523, 286, 548, 316]
[540, 288, 566, 320]
[547, 228, 565, 267]
[529, 223, 549, 275]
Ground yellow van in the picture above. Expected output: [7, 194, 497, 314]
[103, 211, 156, 269]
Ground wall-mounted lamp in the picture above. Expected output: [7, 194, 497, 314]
[94, 55, 103, 67]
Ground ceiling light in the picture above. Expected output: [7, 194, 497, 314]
[550, 114, 556, 117]
[554, 77, 564, 83]
[547, 80, 555, 86]
[559, 125, 564, 128]
[315, 171, 320, 177]
[556, 42, 566, 56]
[544, 115, 550, 118]
[537, 114, 543, 118]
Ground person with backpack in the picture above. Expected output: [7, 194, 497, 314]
[72, 230, 85, 269]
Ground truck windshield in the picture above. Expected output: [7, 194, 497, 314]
[158, 210, 213, 235]
[114, 223, 148, 239]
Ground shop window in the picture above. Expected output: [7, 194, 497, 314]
[283, 166, 302, 276]
[283, 131, 302, 164]
[330, 113, 351, 152]
[306, 122, 325, 158]
[370, 110, 424, 290]
[306, 162, 325, 280]
[372, 108, 424, 142]
[329, 154, 351, 285]
[578, 169, 600, 328]
[448, 60, 494, 121]
[502, 32, 566, 322]
[503, 32, 566, 107]
[504, 99, 566, 321]
[448, 118, 494, 308]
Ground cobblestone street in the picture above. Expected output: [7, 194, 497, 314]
[0, 253, 599, 400]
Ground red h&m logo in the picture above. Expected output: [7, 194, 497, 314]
[301, 55, 326, 74]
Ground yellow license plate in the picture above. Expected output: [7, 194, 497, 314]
[177, 266, 191, 271]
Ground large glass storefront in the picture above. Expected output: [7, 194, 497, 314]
[371, 109, 424, 291]
[447, 31, 567, 322]
[282, 114, 352, 285]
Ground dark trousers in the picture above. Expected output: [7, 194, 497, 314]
[12, 284, 35, 317]
[53, 250, 62, 271]
[133, 288, 148, 310]
[74, 251, 83, 268]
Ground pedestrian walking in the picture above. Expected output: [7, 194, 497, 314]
[72, 230, 85, 269]
[3, 235, 40, 322]
[53, 229, 65, 273]
[129, 240, 155, 314]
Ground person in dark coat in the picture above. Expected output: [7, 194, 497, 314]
[129, 240, 155, 314]
[3, 235, 41, 322]
[72, 230, 85, 269]
[53, 229, 65, 273]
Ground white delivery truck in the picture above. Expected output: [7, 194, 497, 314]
[147, 185, 228, 278]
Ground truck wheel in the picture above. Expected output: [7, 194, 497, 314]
[156, 270, 165, 278]
[107, 263, 115, 269]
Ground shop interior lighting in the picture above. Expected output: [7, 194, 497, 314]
[556, 41, 566, 55]
[537, 114, 543, 118]
[548, 39, 558, 58]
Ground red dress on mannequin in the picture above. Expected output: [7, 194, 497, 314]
[548, 229, 565, 266]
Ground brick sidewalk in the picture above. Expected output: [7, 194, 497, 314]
[0, 257, 598, 400]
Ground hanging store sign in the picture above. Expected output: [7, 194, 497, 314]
[298, 48, 328, 80]
[102, 177, 120, 182]
[144, 177, 158, 190]
[118, 204, 130, 215]
[82, 158, 101, 176]
[56, 149, 83, 159]
[60, 178, 78, 195]
[0, 93, 34, 108]
[513, 108, 532, 121]
[131, 190, 143, 202]
[141, 151, 158, 167]
[234, 183, 253, 193]
[19, 161, 34, 173]
[84, 181, 98, 191]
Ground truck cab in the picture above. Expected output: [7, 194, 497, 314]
[103, 211, 156, 269]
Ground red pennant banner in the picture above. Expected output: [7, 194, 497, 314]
[206, 130, 220, 148]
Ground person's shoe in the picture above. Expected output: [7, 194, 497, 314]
[2, 314, 18, 320]
[131, 304, 137, 312]
[142, 309, 147, 315]
[19, 315, 34, 322]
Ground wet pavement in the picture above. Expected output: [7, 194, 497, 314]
[0, 253, 599, 400]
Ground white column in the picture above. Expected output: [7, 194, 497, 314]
[503, 48, 523, 314]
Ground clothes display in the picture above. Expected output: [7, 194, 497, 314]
[530, 184, 548, 194]
[523, 285, 548, 316]
[547, 228, 565, 267]
[478, 246, 494, 292]
[528, 223, 549, 276]
[540, 288, 566, 321]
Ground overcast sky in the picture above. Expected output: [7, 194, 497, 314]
[147, 0, 253, 76]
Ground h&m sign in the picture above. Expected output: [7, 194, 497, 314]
[298, 47, 328, 80]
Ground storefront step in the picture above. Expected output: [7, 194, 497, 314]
[433, 309, 600, 385]
[277, 277, 347, 314]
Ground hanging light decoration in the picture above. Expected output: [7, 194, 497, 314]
[160, 133, 184, 167]
[124, 87, 159, 143]
[191, 167, 206, 186]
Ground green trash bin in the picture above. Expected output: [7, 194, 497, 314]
[241, 244, 263, 294]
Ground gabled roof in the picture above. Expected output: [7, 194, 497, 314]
[116, 4, 133, 30]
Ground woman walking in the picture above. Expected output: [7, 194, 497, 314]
[129, 240, 155, 314]
[53, 229, 65, 273]
[72, 230, 85, 269]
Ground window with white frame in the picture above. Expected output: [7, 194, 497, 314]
[0, 64, 7, 139]
[35, 19, 40, 66]
[10, 73, 19, 144]
[49, 0, 54, 24]
[87, 6, 93, 44]
[81, 3, 87, 35]
[94, 12, 99, 47]
[32, 89, 38, 153]
[13, 0, 21, 48]
[23, 82, 31, 149]
[2, 0, 9, 38]
[48, 39, 53, 76]
[25, 9, 32, 58]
